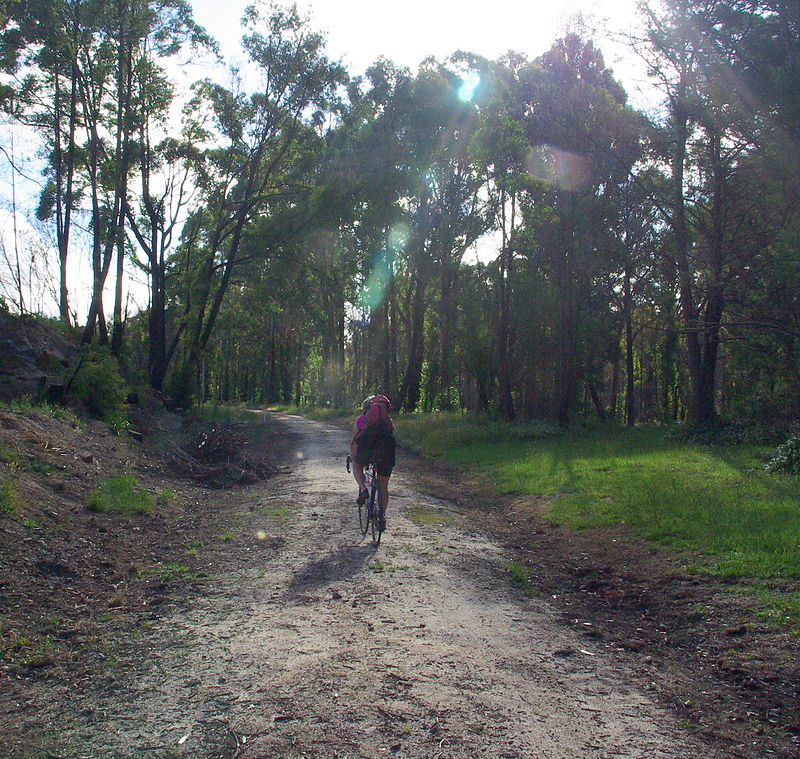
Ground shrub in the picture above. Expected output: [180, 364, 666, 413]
[765, 434, 800, 475]
[69, 348, 128, 422]
[86, 474, 155, 514]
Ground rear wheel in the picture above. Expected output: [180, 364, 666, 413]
[372, 486, 384, 544]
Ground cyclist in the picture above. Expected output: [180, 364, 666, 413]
[349, 394, 396, 517]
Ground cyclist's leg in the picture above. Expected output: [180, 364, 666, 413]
[375, 436, 395, 514]
[352, 439, 369, 503]
[376, 472, 390, 513]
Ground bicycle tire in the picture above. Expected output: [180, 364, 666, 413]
[358, 497, 369, 534]
[372, 484, 384, 544]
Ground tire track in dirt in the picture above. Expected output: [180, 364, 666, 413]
[44, 413, 725, 758]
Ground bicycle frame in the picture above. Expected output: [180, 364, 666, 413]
[347, 455, 385, 543]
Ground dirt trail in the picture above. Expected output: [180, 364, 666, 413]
[35, 413, 726, 758]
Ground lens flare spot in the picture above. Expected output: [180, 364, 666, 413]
[458, 71, 481, 102]
[255, 530, 267, 541]
[526, 145, 591, 191]
[357, 249, 397, 313]
[388, 223, 409, 252]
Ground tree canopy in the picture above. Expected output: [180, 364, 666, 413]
[2, 0, 799, 426]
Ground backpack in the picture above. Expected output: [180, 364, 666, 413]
[362, 395, 394, 438]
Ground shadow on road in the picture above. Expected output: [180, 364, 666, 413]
[287, 541, 378, 595]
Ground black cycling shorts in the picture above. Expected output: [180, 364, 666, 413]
[355, 433, 396, 477]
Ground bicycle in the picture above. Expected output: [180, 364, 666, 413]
[346, 455, 385, 544]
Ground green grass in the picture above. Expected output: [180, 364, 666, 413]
[28, 457, 53, 474]
[6, 399, 80, 427]
[0, 443, 18, 464]
[397, 414, 800, 581]
[86, 474, 156, 515]
[0, 480, 18, 517]
[192, 403, 263, 423]
[405, 505, 456, 526]
[504, 560, 534, 594]
[157, 563, 196, 581]
[261, 502, 299, 524]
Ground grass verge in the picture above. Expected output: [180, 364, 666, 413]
[396, 413, 800, 586]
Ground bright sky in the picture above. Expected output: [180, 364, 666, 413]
[188, 0, 658, 109]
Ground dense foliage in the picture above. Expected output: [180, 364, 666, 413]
[2, 0, 799, 426]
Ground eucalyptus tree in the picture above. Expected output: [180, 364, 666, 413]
[639, 0, 791, 425]
[4, 0, 89, 323]
[471, 52, 533, 419]
[170, 2, 347, 403]
[380, 58, 492, 412]
[3, 0, 210, 337]
[510, 35, 641, 425]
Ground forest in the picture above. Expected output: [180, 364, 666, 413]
[1, 0, 799, 427]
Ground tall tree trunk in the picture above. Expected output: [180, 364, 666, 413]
[497, 190, 515, 420]
[671, 101, 709, 425]
[623, 264, 636, 427]
[398, 272, 427, 411]
[111, 218, 126, 356]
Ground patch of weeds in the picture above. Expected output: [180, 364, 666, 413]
[185, 537, 204, 557]
[9, 398, 80, 428]
[28, 457, 53, 474]
[752, 585, 800, 635]
[405, 505, 456, 526]
[368, 559, 386, 573]
[2, 629, 59, 668]
[157, 563, 196, 581]
[0, 480, 18, 517]
[262, 502, 298, 524]
[686, 603, 712, 622]
[157, 488, 177, 506]
[220, 532, 235, 542]
[682, 563, 707, 575]
[80, 636, 112, 654]
[86, 474, 156, 514]
[22, 517, 40, 529]
[504, 560, 533, 594]
[108, 416, 131, 435]
[0, 443, 18, 465]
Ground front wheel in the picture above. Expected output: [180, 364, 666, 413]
[359, 497, 369, 535]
